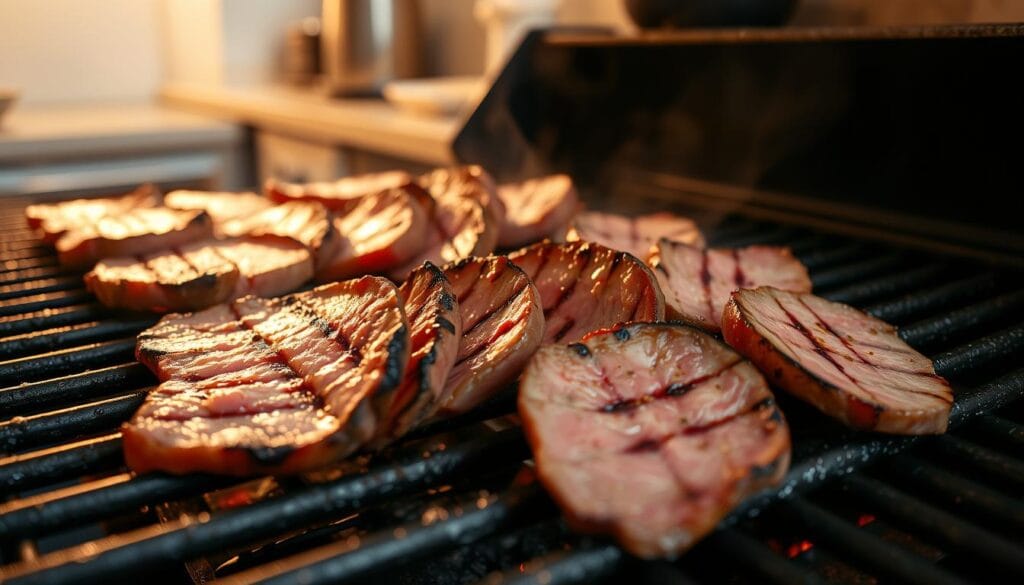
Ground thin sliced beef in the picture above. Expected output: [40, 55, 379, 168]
[418, 165, 504, 228]
[56, 207, 213, 268]
[265, 171, 413, 213]
[520, 323, 790, 558]
[722, 287, 953, 434]
[165, 190, 273, 233]
[377, 262, 463, 442]
[219, 200, 340, 273]
[317, 184, 430, 282]
[86, 236, 313, 312]
[496, 174, 579, 248]
[567, 211, 705, 259]
[26, 183, 162, 244]
[650, 241, 812, 332]
[440, 256, 543, 415]
[509, 241, 665, 343]
[126, 277, 409, 475]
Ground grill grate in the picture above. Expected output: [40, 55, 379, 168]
[0, 197, 1021, 585]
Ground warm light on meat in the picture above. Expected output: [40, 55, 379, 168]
[496, 174, 579, 248]
[165, 190, 274, 233]
[219, 200, 340, 273]
[265, 170, 414, 213]
[25, 183, 162, 244]
[55, 207, 213, 267]
[566, 211, 704, 259]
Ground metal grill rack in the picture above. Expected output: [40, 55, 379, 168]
[0, 197, 1021, 585]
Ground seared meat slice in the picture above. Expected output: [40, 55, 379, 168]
[649, 241, 812, 332]
[496, 174, 579, 248]
[520, 323, 790, 558]
[567, 211, 704, 258]
[165, 190, 273, 232]
[377, 262, 463, 441]
[509, 241, 665, 343]
[723, 287, 953, 434]
[56, 208, 213, 268]
[219, 200, 340, 273]
[126, 277, 409, 475]
[418, 165, 504, 228]
[317, 185, 430, 282]
[265, 171, 413, 213]
[85, 236, 313, 312]
[26, 183, 162, 243]
[440, 256, 543, 415]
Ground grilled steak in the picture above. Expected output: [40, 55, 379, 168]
[165, 190, 273, 232]
[219, 200, 340, 273]
[378, 262, 463, 441]
[567, 211, 704, 259]
[440, 256, 543, 415]
[317, 184, 430, 282]
[56, 207, 213, 268]
[126, 277, 409, 475]
[519, 323, 791, 558]
[650, 241, 812, 332]
[509, 241, 665, 343]
[266, 170, 413, 213]
[85, 236, 314, 312]
[26, 183, 161, 243]
[496, 174, 579, 249]
[418, 165, 505, 228]
[723, 287, 953, 434]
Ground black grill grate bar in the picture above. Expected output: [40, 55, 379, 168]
[819, 263, 947, 306]
[478, 543, 625, 585]
[930, 323, 1024, 379]
[0, 392, 147, 455]
[929, 435, 1024, 488]
[0, 240, 46, 252]
[0, 318, 156, 361]
[0, 258, 59, 275]
[0, 267, 71, 287]
[948, 368, 1024, 429]
[864, 273, 1001, 324]
[840, 474, 1024, 578]
[899, 289, 1024, 350]
[0, 434, 123, 494]
[0, 362, 153, 419]
[0, 427, 529, 585]
[704, 529, 829, 585]
[0, 304, 111, 337]
[707, 225, 806, 249]
[0, 337, 136, 387]
[808, 253, 908, 291]
[0, 278, 83, 302]
[970, 415, 1024, 449]
[794, 242, 871, 271]
[782, 497, 972, 585]
[0, 290, 93, 318]
[0, 249, 54, 263]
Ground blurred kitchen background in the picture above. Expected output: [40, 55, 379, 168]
[1, 0, 1023, 199]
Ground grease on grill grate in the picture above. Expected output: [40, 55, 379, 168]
[0, 199, 1022, 585]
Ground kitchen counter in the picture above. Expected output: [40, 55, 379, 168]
[159, 83, 460, 166]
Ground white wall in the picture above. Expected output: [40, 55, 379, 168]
[0, 0, 163, 105]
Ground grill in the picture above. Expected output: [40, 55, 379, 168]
[0, 191, 1022, 585]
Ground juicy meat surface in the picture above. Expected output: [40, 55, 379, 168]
[509, 241, 665, 343]
[567, 211, 705, 259]
[440, 256, 544, 415]
[649, 241, 812, 332]
[379, 262, 463, 441]
[55, 207, 213, 268]
[722, 287, 953, 434]
[317, 185, 430, 282]
[86, 236, 314, 312]
[125, 277, 409, 475]
[26, 183, 162, 243]
[520, 323, 790, 558]
[418, 165, 505, 229]
[219, 200, 340, 272]
[265, 171, 413, 213]
[165, 190, 274, 232]
[496, 174, 579, 248]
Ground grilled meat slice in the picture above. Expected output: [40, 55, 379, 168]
[440, 256, 543, 415]
[165, 190, 274, 233]
[85, 236, 313, 312]
[723, 287, 953, 434]
[126, 277, 409, 475]
[378, 262, 463, 441]
[26, 183, 162, 244]
[317, 184, 430, 282]
[496, 174, 579, 248]
[649, 241, 812, 332]
[519, 323, 790, 558]
[509, 241, 665, 343]
[219, 200, 340, 273]
[418, 165, 505, 229]
[56, 207, 213, 268]
[567, 211, 704, 258]
[265, 171, 414, 213]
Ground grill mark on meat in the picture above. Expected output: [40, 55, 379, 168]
[171, 247, 204, 275]
[464, 282, 528, 335]
[699, 249, 715, 324]
[552, 319, 575, 343]
[453, 284, 529, 367]
[523, 245, 552, 281]
[732, 249, 747, 288]
[207, 244, 256, 291]
[601, 358, 743, 413]
[545, 245, 592, 317]
[623, 397, 776, 453]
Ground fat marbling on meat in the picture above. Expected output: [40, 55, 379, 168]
[519, 323, 790, 558]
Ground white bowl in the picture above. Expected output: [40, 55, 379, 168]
[383, 76, 486, 117]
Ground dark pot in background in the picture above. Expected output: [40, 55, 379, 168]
[625, 0, 799, 28]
